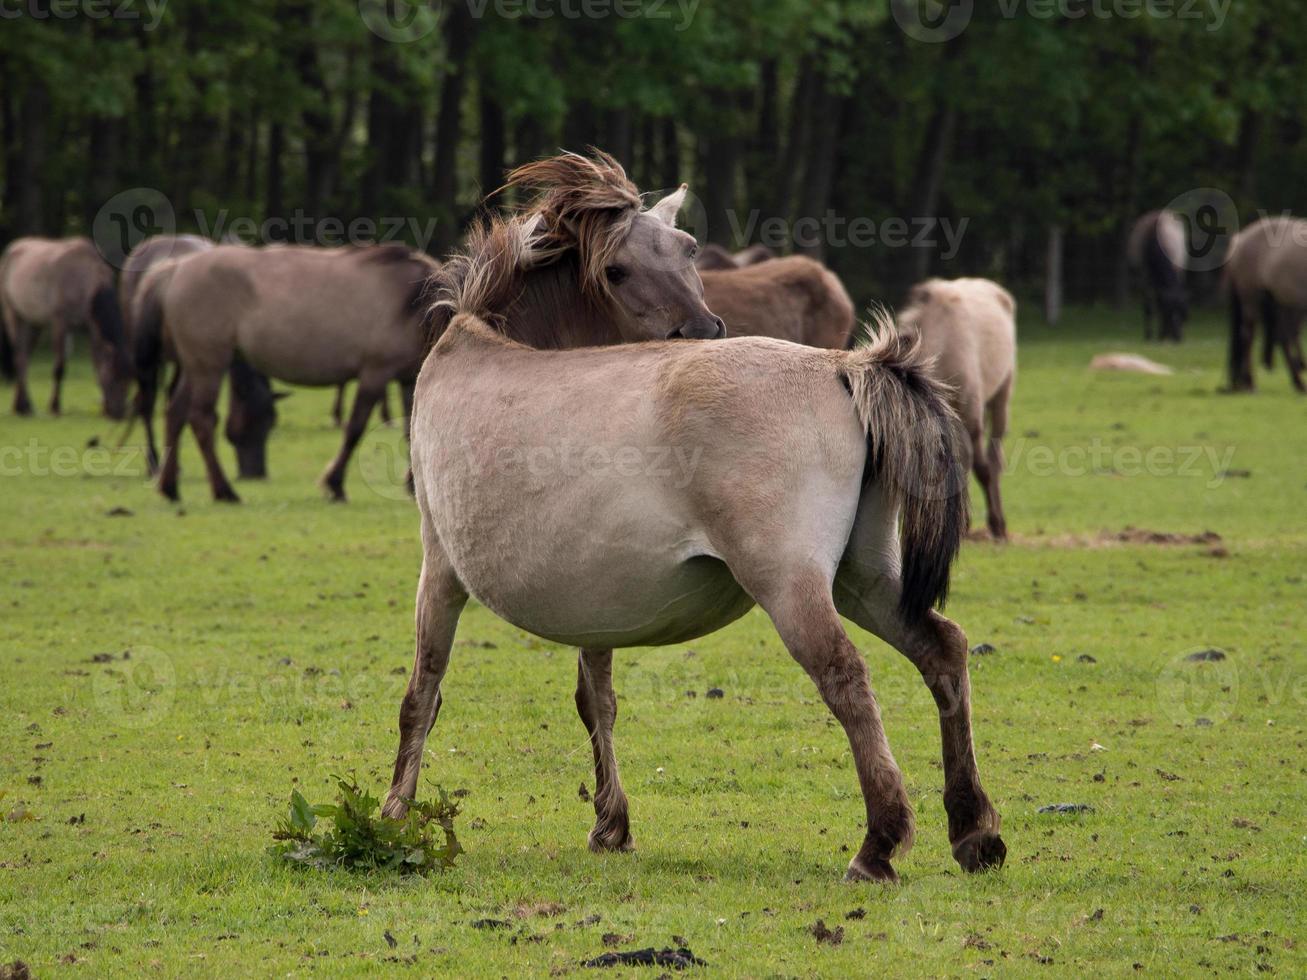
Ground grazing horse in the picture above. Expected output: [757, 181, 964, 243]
[382, 157, 1004, 884]
[701, 256, 856, 349]
[135, 241, 441, 503]
[0, 236, 132, 417]
[900, 278, 1017, 540]
[1225, 215, 1307, 392]
[127, 237, 283, 478]
[1127, 210, 1188, 342]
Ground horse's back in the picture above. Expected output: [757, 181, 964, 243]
[0, 236, 109, 322]
[1226, 216, 1306, 297]
[413, 325, 863, 647]
[702, 255, 853, 348]
[904, 278, 1015, 407]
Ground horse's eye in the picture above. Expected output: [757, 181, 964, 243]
[687, 244, 700, 260]
[605, 266, 628, 285]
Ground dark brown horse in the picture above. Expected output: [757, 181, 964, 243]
[0, 236, 132, 417]
[1225, 216, 1307, 392]
[1127, 210, 1188, 342]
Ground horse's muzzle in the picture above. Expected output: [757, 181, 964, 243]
[671, 315, 727, 340]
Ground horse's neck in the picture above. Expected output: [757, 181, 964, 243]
[501, 259, 621, 350]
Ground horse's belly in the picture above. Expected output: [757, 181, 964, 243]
[466, 554, 755, 649]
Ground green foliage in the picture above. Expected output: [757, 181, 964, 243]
[270, 776, 462, 875]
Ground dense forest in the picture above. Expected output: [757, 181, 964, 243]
[1, 0, 1304, 312]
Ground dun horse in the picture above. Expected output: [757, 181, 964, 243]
[135, 242, 440, 502]
[701, 255, 855, 348]
[900, 278, 1017, 540]
[383, 153, 1004, 883]
[126, 235, 283, 478]
[1127, 210, 1188, 342]
[695, 242, 776, 271]
[1225, 215, 1307, 392]
[0, 236, 132, 417]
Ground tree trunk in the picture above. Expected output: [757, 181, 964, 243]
[909, 102, 957, 281]
[774, 57, 815, 228]
[431, 3, 473, 251]
[702, 99, 743, 247]
[479, 89, 507, 198]
[1044, 225, 1064, 326]
[659, 118, 680, 190]
[266, 121, 285, 232]
[17, 79, 48, 234]
[795, 81, 846, 260]
[86, 117, 121, 231]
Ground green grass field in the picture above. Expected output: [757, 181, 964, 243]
[2, 309, 1304, 977]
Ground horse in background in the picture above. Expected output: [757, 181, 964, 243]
[135, 242, 440, 502]
[695, 242, 777, 271]
[701, 255, 855, 348]
[1127, 210, 1188, 342]
[0, 237, 132, 418]
[125, 235, 284, 479]
[899, 278, 1017, 540]
[1225, 215, 1307, 392]
[383, 152, 1003, 885]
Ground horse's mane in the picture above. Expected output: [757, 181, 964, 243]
[430, 149, 642, 349]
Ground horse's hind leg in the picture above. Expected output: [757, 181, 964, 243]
[331, 383, 346, 428]
[158, 374, 191, 501]
[575, 648, 633, 852]
[981, 376, 1012, 540]
[5, 314, 33, 416]
[383, 519, 467, 819]
[752, 568, 912, 882]
[1278, 308, 1305, 393]
[835, 538, 1004, 875]
[320, 371, 386, 502]
[187, 373, 240, 503]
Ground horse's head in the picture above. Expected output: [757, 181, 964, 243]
[509, 151, 725, 343]
[597, 185, 725, 341]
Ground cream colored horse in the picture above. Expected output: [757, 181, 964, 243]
[383, 159, 1004, 884]
[900, 278, 1017, 540]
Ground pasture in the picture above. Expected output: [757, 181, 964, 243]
[1, 308, 1304, 976]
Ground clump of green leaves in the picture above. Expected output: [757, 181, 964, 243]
[270, 776, 461, 874]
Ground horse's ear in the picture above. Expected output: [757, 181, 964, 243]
[647, 184, 688, 227]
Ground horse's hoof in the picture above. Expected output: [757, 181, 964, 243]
[214, 488, 242, 504]
[952, 830, 1006, 873]
[845, 855, 899, 884]
[14, 401, 32, 417]
[160, 484, 180, 503]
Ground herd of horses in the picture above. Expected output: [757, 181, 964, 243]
[0, 149, 1297, 881]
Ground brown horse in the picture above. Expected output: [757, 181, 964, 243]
[1127, 210, 1188, 342]
[136, 242, 441, 502]
[0, 236, 132, 417]
[1225, 216, 1307, 392]
[125, 235, 284, 478]
[900, 278, 1017, 540]
[695, 242, 777, 271]
[382, 154, 1003, 884]
[701, 255, 855, 348]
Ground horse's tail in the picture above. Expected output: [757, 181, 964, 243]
[132, 261, 179, 472]
[1260, 290, 1278, 371]
[840, 312, 968, 625]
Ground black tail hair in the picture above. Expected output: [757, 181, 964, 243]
[0, 323, 13, 380]
[1260, 291, 1278, 371]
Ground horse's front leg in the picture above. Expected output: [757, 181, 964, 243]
[575, 648, 633, 852]
[320, 371, 386, 502]
[383, 519, 467, 818]
[5, 315, 34, 416]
